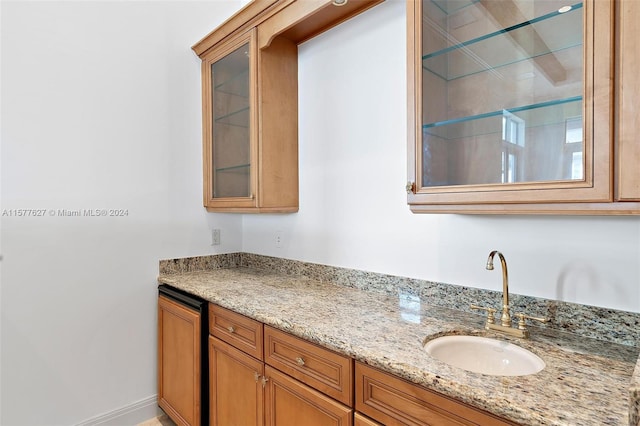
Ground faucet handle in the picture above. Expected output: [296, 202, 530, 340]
[470, 304, 497, 325]
[515, 312, 549, 330]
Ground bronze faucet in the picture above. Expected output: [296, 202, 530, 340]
[471, 250, 548, 338]
[486, 250, 511, 327]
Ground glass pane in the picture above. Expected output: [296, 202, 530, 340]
[211, 42, 251, 198]
[421, 0, 584, 188]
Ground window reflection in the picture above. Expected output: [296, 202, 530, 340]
[501, 111, 525, 184]
[399, 293, 421, 324]
[564, 116, 583, 180]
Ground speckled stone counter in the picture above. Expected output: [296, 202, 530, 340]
[158, 254, 640, 426]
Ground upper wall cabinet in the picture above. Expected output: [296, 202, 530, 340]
[200, 27, 298, 213]
[407, 0, 640, 214]
[194, 0, 383, 213]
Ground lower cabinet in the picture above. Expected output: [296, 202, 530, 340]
[205, 303, 520, 426]
[355, 362, 518, 426]
[208, 304, 353, 426]
[158, 294, 204, 426]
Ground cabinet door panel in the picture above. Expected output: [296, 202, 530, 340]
[265, 366, 352, 426]
[211, 41, 251, 199]
[209, 336, 264, 426]
[407, 0, 616, 212]
[617, 0, 640, 201]
[202, 29, 258, 210]
[418, 0, 589, 188]
[158, 296, 201, 426]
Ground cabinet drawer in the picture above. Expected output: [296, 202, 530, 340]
[264, 325, 353, 406]
[209, 304, 263, 360]
[355, 362, 518, 426]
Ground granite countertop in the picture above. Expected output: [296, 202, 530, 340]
[158, 265, 640, 426]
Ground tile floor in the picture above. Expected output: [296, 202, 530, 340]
[137, 413, 176, 426]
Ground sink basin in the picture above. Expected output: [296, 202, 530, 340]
[423, 335, 545, 376]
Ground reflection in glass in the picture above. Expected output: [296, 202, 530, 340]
[501, 111, 525, 183]
[421, 0, 584, 188]
[565, 116, 583, 179]
[211, 43, 251, 198]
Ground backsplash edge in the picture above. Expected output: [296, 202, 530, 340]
[158, 252, 242, 274]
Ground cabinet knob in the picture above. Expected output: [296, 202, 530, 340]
[260, 376, 269, 387]
[227, 326, 235, 333]
[254, 372, 260, 382]
[296, 357, 305, 367]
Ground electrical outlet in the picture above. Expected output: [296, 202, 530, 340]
[275, 230, 283, 248]
[211, 229, 221, 246]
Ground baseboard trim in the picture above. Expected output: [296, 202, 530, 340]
[76, 394, 162, 426]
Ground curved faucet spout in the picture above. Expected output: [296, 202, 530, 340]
[486, 250, 511, 327]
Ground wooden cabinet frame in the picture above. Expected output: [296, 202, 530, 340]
[407, 0, 640, 214]
[201, 29, 260, 211]
[616, 0, 640, 201]
[207, 304, 354, 426]
[194, 0, 383, 213]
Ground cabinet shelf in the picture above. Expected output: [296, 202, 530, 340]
[430, 0, 479, 16]
[423, 96, 582, 140]
[214, 69, 250, 98]
[215, 164, 250, 173]
[214, 106, 249, 128]
[423, 2, 583, 81]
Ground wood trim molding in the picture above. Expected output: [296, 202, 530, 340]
[192, 0, 287, 57]
[616, 0, 640, 201]
[75, 395, 161, 426]
[193, 0, 383, 57]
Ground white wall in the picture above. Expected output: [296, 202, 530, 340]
[1, 0, 639, 425]
[1, 1, 243, 425]
[242, 0, 640, 313]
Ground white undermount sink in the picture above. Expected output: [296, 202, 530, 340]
[423, 335, 545, 376]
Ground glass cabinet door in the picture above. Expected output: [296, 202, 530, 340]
[408, 0, 613, 210]
[212, 42, 251, 198]
[203, 30, 256, 207]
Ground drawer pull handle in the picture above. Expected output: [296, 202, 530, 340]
[227, 326, 235, 333]
[296, 357, 305, 366]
